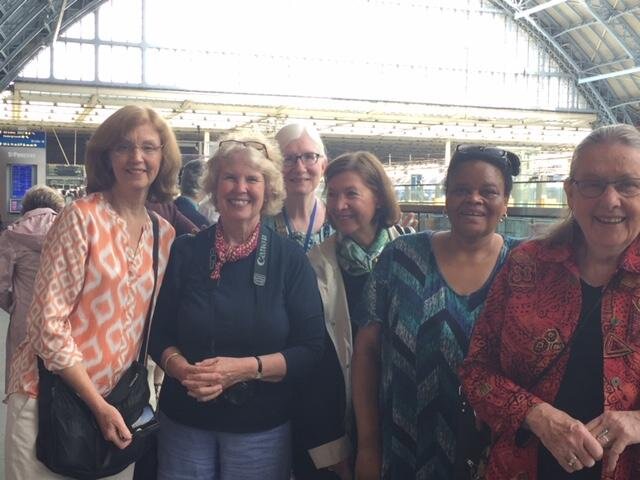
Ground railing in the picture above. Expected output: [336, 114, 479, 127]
[394, 180, 567, 208]
[396, 180, 568, 238]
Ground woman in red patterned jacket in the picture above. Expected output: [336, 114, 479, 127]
[460, 124, 640, 480]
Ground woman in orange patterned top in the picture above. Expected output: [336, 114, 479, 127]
[4, 105, 180, 480]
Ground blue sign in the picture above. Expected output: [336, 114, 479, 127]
[0, 130, 46, 148]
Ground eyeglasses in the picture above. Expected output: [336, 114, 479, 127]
[283, 152, 321, 167]
[113, 142, 163, 157]
[570, 178, 640, 198]
[219, 140, 269, 159]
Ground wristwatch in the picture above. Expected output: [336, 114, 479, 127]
[254, 355, 263, 380]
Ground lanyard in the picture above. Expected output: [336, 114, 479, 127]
[282, 199, 317, 253]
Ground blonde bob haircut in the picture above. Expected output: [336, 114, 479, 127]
[325, 151, 401, 229]
[275, 123, 326, 158]
[203, 131, 285, 217]
[85, 105, 181, 202]
[541, 123, 640, 245]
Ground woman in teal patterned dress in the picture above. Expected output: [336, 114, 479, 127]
[352, 145, 522, 480]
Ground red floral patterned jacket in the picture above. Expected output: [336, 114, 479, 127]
[460, 238, 640, 480]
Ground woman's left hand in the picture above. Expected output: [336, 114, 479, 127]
[182, 356, 256, 402]
[586, 410, 640, 472]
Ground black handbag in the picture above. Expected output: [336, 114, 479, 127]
[454, 388, 491, 480]
[35, 212, 160, 480]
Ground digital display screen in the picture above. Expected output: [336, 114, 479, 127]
[8, 164, 36, 214]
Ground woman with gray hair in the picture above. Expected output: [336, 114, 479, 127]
[149, 132, 325, 479]
[175, 158, 211, 228]
[461, 124, 640, 479]
[268, 123, 332, 253]
[0, 185, 64, 393]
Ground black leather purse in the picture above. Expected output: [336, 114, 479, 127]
[35, 212, 160, 479]
[454, 387, 491, 480]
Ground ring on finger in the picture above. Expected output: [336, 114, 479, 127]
[567, 455, 579, 468]
[599, 434, 610, 446]
[597, 428, 609, 440]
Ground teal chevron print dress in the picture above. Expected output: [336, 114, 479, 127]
[360, 232, 519, 480]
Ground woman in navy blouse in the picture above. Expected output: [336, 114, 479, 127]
[149, 132, 325, 480]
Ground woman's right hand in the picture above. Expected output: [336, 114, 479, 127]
[526, 403, 603, 472]
[355, 446, 381, 480]
[92, 399, 132, 450]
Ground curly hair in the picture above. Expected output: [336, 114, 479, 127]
[203, 131, 285, 216]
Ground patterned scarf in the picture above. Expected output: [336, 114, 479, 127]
[336, 228, 391, 276]
[210, 221, 260, 280]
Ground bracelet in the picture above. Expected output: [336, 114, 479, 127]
[254, 355, 263, 380]
[163, 352, 182, 372]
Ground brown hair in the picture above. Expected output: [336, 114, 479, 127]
[541, 124, 640, 245]
[203, 131, 285, 216]
[21, 185, 65, 214]
[85, 105, 181, 202]
[325, 151, 401, 228]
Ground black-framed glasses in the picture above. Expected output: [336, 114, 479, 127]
[113, 142, 163, 157]
[219, 140, 269, 159]
[283, 152, 321, 167]
[570, 178, 640, 198]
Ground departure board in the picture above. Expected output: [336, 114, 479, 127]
[8, 164, 36, 213]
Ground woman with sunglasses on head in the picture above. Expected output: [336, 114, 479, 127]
[267, 123, 332, 253]
[292, 151, 408, 480]
[352, 144, 521, 480]
[5, 105, 179, 479]
[460, 125, 640, 480]
[148, 132, 325, 480]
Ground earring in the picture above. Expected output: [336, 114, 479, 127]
[499, 213, 507, 223]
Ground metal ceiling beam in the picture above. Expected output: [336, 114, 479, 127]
[492, 0, 619, 124]
[551, 6, 640, 40]
[582, 56, 631, 73]
[514, 0, 569, 19]
[579, 65, 640, 84]
[581, 1, 634, 59]
[612, 99, 640, 109]
[0, 0, 107, 92]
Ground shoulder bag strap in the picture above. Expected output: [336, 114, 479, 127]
[138, 211, 159, 366]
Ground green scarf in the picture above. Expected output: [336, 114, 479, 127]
[337, 228, 391, 276]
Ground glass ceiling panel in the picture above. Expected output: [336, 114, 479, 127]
[18, 0, 592, 114]
[98, 0, 142, 43]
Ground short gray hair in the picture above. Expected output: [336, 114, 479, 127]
[541, 124, 640, 245]
[21, 185, 65, 214]
[180, 159, 206, 197]
[275, 123, 326, 157]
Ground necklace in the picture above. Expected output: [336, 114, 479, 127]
[282, 198, 318, 252]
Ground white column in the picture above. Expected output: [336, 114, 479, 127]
[203, 131, 211, 158]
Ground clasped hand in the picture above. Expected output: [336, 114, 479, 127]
[179, 356, 253, 402]
[529, 403, 640, 473]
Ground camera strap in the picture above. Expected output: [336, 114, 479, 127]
[208, 223, 270, 288]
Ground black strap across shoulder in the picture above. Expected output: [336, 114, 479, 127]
[138, 210, 159, 365]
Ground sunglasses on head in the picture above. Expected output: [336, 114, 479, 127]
[454, 144, 520, 173]
[219, 140, 269, 159]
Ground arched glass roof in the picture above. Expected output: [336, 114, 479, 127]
[0, 0, 636, 160]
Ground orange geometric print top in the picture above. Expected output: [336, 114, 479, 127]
[7, 193, 175, 398]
